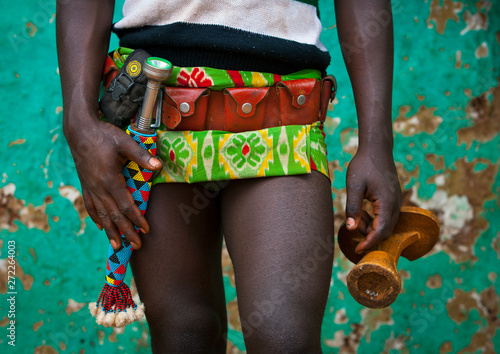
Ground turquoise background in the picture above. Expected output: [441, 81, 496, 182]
[1, 0, 499, 353]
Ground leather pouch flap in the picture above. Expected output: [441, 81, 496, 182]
[224, 87, 270, 118]
[164, 87, 209, 117]
[277, 79, 317, 108]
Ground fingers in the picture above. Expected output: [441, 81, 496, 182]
[81, 185, 103, 231]
[345, 177, 366, 231]
[355, 215, 391, 254]
[110, 177, 150, 234]
[120, 137, 163, 172]
[71, 123, 157, 251]
[354, 201, 401, 254]
[92, 195, 121, 249]
[91, 188, 144, 250]
[355, 210, 374, 236]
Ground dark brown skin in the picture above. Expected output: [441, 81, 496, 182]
[336, 0, 402, 253]
[56, 0, 401, 351]
[56, 0, 162, 250]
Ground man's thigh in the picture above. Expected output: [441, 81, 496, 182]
[220, 171, 335, 352]
[130, 182, 227, 351]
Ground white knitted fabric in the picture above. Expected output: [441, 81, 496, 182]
[114, 0, 327, 51]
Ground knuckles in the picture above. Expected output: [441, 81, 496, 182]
[109, 211, 125, 224]
[96, 209, 109, 219]
[118, 203, 134, 216]
[375, 219, 390, 233]
[346, 203, 361, 217]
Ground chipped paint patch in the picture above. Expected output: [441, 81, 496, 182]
[0, 183, 52, 232]
[446, 286, 498, 352]
[460, 0, 491, 35]
[427, 0, 463, 34]
[334, 308, 348, 324]
[394, 105, 443, 136]
[440, 341, 453, 353]
[340, 128, 358, 155]
[426, 274, 443, 289]
[492, 234, 500, 259]
[222, 245, 235, 287]
[457, 78, 500, 148]
[58, 185, 87, 234]
[33, 320, 43, 332]
[0, 259, 34, 293]
[26, 22, 37, 37]
[29, 247, 36, 262]
[361, 307, 394, 343]
[227, 300, 241, 332]
[455, 50, 462, 68]
[8, 138, 26, 147]
[414, 157, 497, 262]
[475, 42, 489, 58]
[325, 324, 364, 352]
[426, 154, 445, 171]
[65, 299, 85, 316]
[381, 333, 410, 354]
[324, 116, 340, 135]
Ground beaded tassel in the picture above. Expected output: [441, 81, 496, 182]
[89, 126, 156, 327]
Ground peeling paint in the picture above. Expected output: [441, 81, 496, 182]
[457, 78, 500, 148]
[361, 307, 394, 343]
[426, 154, 445, 171]
[455, 50, 462, 69]
[475, 42, 489, 58]
[394, 105, 443, 136]
[440, 341, 453, 353]
[0, 183, 52, 232]
[33, 320, 43, 332]
[0, 259, 34, 293]
[227, 300, 241, 332]
[65, 298, 85, 316]
[334, 308, 348, 324]
[446, 286, 499, 352]
[34, 345, 58, 354]
[460, 0, 491, 35]
[427, 0, 463, 34]
[340, 128, 359, 155]
[8, 138, 26, 147]
[26, 21, 37, 37]
[222, 245, 235, 287]
[58, 184, 87, 234]
[413, 158, 497, 262]
[324, 116, 340, 135]
[381, 333, 410, 354]
[426, 274, 443, 289]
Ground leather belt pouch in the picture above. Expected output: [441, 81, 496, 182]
[161, 87, 209, 130]
[223, 87, 270, 132]
[277, 79, 320, 126]
[160, 78, 334, 132]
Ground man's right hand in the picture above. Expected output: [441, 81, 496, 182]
[65, 116, 162, 250]
[57, 0, 163, 249]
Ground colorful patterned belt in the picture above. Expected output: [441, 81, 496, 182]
[102, 48, 333, 184]
[103, 47, 336, 133]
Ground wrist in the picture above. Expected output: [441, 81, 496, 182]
[358, 132, 394, 153]
[62, 104, 101, 139]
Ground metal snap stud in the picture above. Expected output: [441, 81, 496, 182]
[179, 102, 190, 114]
[297, 95, 306, 106]
[241, 103, 253, 114]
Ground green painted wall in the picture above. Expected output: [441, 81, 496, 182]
[1, 0, 499, 353]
